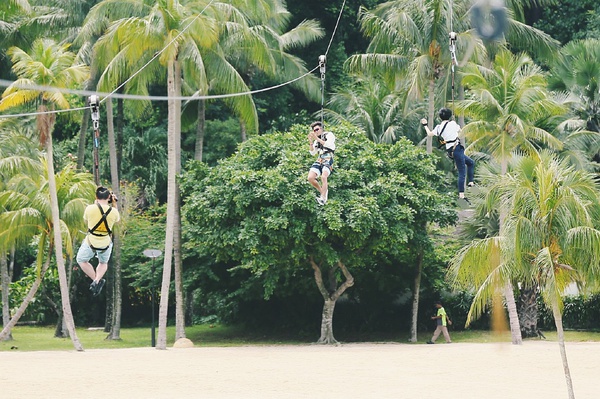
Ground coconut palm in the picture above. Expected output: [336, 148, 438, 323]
[449, 151, 600, 399]
[548, 39, 600, 160]
[454, 48, 567, 344]
[0, 38, 89, 350]
[85, 0, 323, 349]
[0, 157, 95, 341]
[0, 119, 42, 340]
[324, 72, 422, 144]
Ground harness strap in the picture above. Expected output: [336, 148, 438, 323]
[88, 203, 113, 237]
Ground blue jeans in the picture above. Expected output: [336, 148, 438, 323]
[451, 145, 474, 193]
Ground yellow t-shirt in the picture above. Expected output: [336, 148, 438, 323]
[84, 203, 120, 249]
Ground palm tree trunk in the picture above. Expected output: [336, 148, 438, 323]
[518, 286, 540, 338]
[194, 99, 205, 161]
[1, 252, 13, 341]
[0, 254, 52, 341]
[552, 303, 575, 399]
[426, 79, 435, 154]
[106, 98, 123, 340]
[44, 125, 84, 351]
[409, 250, 424, 342]
[157, 59, 180, 350]
[174, 61, 185, 341]
[499, 158, 522, 345]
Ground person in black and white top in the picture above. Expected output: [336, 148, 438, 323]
[421, 108, 474, 202]
[307, 121, 336, 205]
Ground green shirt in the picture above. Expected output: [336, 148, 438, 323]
[437, 307, 448, 327]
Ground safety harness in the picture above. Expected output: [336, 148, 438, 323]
[436, 121, 460, 159]
[87, 203, 113, 251]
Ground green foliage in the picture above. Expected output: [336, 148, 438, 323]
[533, 0, 599, 44]
[539, 294, 600, 330]
[180, 123, 455, 329]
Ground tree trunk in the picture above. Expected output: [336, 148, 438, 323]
[426, 78, 435, 154]
[0, 251, 51, 340]
[409, 250, 424, 342]
[44, 121, 84, 351]
[309, 258, 354, 344]
[504, 282, 522, 345]
[240, 119, 247, 142]
[552, 303, 575, 399]
[518, 286, 540, 338]
[106, 98, 123, 340]
[157, 59, 181, 350]
[194, 99, 205, 161]
[499, 157, 522, 345]
[1, 252, 13, 341]
[174, 61, 185, 341]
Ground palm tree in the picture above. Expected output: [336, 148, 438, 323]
[454, 48, 567, 344]
[0, 119, 42, 341]
[548, 39, 600, 157]
[85, 0, 323, 348]
[0, 156, 95, 341]
[324, 72, 421, 144]
[449, 152, 600, 399]
[0, 38, 89, 350]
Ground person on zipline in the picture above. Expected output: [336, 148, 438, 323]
[307, 121, 336, 205]
[76, 186, 120, 296]
[421, 108, 474, 202]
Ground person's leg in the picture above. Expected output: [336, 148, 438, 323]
[95, 262, 108, 282]
[76, 241, 96, 281]
[453, 146, 467, 197]
[442, 326, 452, 343]
[308, 168, 321, 192]
[321, 168, 330, 201]
[431, 326, 442, 342]
[465, 154, 475, 185]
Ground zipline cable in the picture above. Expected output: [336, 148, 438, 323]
[0, 0, 347, 120]
[318, 0, 347, 127]
[0, 66, 319, 119]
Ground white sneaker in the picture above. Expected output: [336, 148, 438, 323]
[316, 196, 326, 206]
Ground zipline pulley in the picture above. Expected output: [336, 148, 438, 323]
[319, 55, 326, 126]
[89, 95, 101, 186]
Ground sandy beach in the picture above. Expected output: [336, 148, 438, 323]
[0, 341, 596, 399]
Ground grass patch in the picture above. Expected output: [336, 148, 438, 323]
[2, 325, 600, 352]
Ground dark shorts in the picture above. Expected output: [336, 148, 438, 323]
[309, 154, 334, 177]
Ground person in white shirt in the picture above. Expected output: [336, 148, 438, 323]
[307, 121, 336, 205]
[421, 108, 474, 202]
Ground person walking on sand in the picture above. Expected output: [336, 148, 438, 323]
[427, 301, 452, 344]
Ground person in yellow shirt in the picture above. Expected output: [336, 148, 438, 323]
[76, 186, 120, 296]
[427, 301, 452, 344]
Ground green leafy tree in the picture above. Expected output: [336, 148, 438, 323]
[181, 124, 454, 344]
[0, 38, 89, 349]
[449, 152, 600, 399]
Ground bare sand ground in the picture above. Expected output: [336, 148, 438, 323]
[0, 341, 596, 399]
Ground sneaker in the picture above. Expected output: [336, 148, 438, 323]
[89, 280, 97, 292]
[459, 196, 472, 206]
[316, 196, 326, 206]
[426, 340, 434, 344]
[467, 182, 475, 188]
[93, 279, 106, 297]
